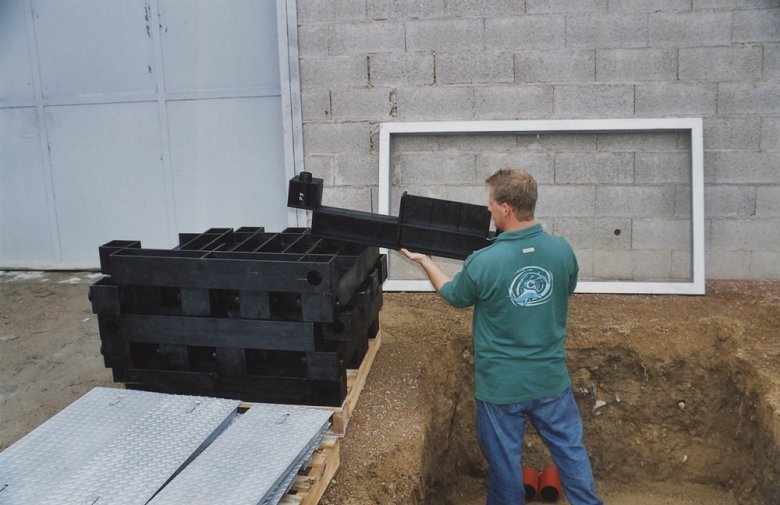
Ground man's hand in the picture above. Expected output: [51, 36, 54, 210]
[400, 248, 428, 263]
[398, 248, 451, 291]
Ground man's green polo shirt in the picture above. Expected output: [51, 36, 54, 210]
[439, 224, 578, 404]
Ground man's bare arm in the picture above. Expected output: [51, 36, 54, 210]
[399, 248, 451, 292]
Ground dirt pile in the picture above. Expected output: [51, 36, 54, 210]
[323, 283, 780, 505]
[1, 275, 778, 504]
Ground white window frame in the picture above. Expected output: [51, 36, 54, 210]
[378, 118, 705, 295]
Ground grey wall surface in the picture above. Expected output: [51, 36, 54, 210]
[0, 0, 289, 269]
[296, 0, 780, 281]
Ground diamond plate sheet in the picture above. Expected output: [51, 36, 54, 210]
[0, 387, 239, 505]
[148, 404, 332, 505]
[262, 424, 329, 505]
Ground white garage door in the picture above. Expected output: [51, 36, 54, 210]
[0, 0, 298, 269]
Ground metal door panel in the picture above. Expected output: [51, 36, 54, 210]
[32, 0, 156, 97]
[160, 0, 281, 92]
[167, 96, 286, 232]
[0, 1, 35, 100]
[0, 108, 55, 267]
[46, 102, 171, 266]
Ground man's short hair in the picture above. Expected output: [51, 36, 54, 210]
[485, 169, 538, 221]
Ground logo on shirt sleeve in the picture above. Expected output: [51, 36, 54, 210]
[508, 266, 554, 307]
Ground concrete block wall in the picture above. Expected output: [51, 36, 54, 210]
[296, 0, 780, 281]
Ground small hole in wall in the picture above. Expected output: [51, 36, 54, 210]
[614, 229, 621, 236]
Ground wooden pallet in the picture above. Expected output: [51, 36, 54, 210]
[279, 435, 340, 505]
[320, 329, 382, 436]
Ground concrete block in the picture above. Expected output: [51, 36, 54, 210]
[334, 152, 379, 186]
[474, 85, 553, 119]
[635, 83, 717, 116]
[485, 16, 566, 50]
[674, 187, 691, 218]
[765, 43, 780, 80]
[303, 121, 370, 154]
[671, 250, 692, 281]
[610, 0, 691, 12]
[648, 11, 732, 46]
[517, 132, 598, 151]
[297, 23, 329, 57]
[444, 0, 522, 17]
[596, 132, 680, 152]
[554, 84, 634, 118]
[719, 82, 780, 114]
[388, 183, 488, 212]
[301, 89, 331, 121]
[536, 185, 597, 217]
[438, 134, 518, 152]
[436, 52, 514, 85]
[297, 0, 366, 22]
[435, 184, 491, 206]
[750, 252, 780, 279]
[555, 152, 634, 184]
[303, 155, 335, 185]
[369, 52, 434, 86]
[515, 50, 595, 83]
[593, 250, 672, 281]
[476, 152, 555, 183]
[328, 22, 405, 55]
[632, 218, 691, 250]
[734, 8, 780, 43]
[391, 134, 439, 152]
[553, 217, 632, 249]
[331, 88, 394, 120]
[566, 14, 648, 48]
[705, 250, 752, 280]
[702, 152, 718, 183]
[526, 0, 607, 13]
[704, 117, 761, 150]
[595, 186, 676, 217]
[389, 183, 478, 204]
[299, 56, 368, 88]
[395, 86, 474, 120]
[711, 218, 780, 251]
[679, 46, 762, 81]
[693, 0, 779, 8]
[321, 184, 378, 212]
[570, 247, 594, 279]
[710, 151, 780, 184]
[367, 0, 444, 20]
[756, 186, 780, 217]
[761, 116, 780, 150]
[705, 185, 757, 218]
[635, 152, 690, 184]
[596, 48, 677, 82]
[397, 152, 476, 186]
[406, 19, 484, 51]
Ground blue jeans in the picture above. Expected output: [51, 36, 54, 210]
[476, 387, 603, 505]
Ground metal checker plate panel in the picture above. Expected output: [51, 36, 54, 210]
[148, 404, 332, 505]
[262, 424, 329, 505]
[0, 387, 175, 505]
[0, 387, 240, 505]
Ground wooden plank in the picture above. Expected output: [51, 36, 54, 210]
[280, 435, 340, 505]
[330, 330, 382, 436]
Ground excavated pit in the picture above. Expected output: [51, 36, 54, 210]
[410, 295, 780, 505]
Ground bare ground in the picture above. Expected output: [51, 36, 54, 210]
[1, 272, 778, 504]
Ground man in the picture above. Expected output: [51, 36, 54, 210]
[400, 169, 602, 505]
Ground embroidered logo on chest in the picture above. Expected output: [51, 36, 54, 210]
[508, 266, 554, 307]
